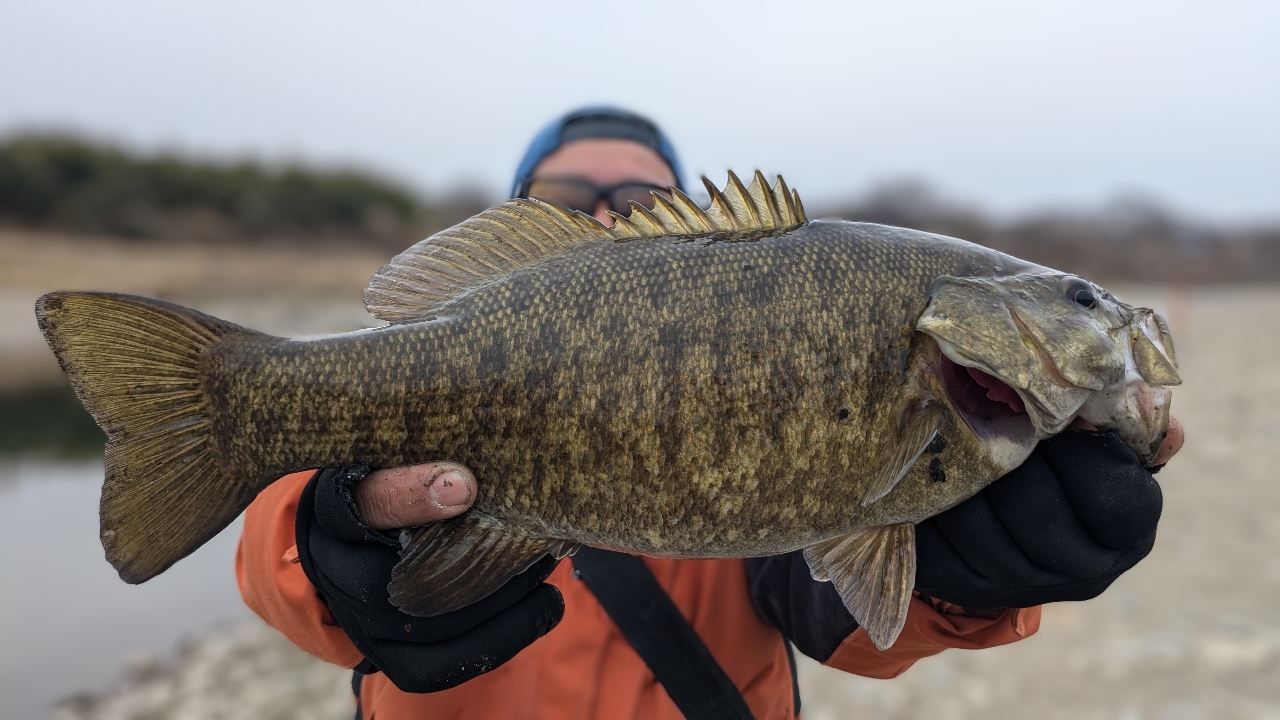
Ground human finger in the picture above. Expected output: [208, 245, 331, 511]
[354, 462, 476, 530]
[1148, 416, 1184, 467]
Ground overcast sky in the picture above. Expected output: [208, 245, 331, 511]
[1, 0, 1276, 221]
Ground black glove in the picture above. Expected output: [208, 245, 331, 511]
[295, 464, 565, 693]
[915, 428, 1162, 609]
[747, 429, 1162, 661]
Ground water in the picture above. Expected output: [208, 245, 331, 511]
[0, 291, 377, 717]
[0, 462, 251, 719]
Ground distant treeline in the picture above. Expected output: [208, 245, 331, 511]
[825, 182, 1280, 284]
[3, 133, 1278, 282]
[0, 132, 487, 247]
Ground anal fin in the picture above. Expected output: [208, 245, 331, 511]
[862, 406, 942, 507]
[389, 511, 579, 617]
[803, 524, 916, 651]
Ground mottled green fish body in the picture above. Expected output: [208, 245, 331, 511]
[219, 221, 1015, 549]
[37, 172, 1180, 649]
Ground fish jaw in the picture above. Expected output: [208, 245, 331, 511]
[1075, 310, 1179, 464]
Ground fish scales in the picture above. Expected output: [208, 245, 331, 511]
[208, 222, 1012, 556]
[36, 172, 1179, 649]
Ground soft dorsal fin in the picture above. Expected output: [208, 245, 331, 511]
[363, 198, 612, 324]
[364, 171, 808, 323]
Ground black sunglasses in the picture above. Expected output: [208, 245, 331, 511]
[515, 176, 672, 216]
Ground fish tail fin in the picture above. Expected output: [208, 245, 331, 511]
[36, 291, 270, 584]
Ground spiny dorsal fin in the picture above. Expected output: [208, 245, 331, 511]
[364, 172, 808, 323]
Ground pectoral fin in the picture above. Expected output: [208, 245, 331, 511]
[803, 523, 916, 651]
[862, 407, 942, 507]
[389, 511, 579, 617]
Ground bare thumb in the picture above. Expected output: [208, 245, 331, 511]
[353, 462, 476, 530]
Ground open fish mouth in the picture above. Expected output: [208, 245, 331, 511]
[940, 353, 1026, 419]
[936, 352, 1037, 470]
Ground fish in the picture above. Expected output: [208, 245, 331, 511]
[35, 171, 1180, 650]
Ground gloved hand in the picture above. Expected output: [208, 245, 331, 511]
[914, 428, 1164, 609]
[295, 463, 565, 693]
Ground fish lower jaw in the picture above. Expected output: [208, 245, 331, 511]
[1074, 382, 1171, 464]
[1071, 331, 1175, 464]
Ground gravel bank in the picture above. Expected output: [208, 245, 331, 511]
[52, 621, 353, 720]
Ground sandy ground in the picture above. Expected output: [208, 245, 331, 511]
[5, 233, 1277, 718]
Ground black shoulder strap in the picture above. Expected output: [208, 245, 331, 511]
[571, 548, 757, 720]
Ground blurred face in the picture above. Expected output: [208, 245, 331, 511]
[530, 138, 677, 226]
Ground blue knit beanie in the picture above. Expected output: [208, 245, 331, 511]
[510, 106, 685, 198]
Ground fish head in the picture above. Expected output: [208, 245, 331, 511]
[916, 272, 1180, 467]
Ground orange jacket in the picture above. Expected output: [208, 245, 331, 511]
[238, 471, 1041, 720]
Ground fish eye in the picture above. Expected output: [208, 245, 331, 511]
[1066, 282, 1097, 309]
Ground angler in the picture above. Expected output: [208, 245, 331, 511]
[39, 108, 1182, 720]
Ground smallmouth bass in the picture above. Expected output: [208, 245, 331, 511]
[36, 172, 1179, 649]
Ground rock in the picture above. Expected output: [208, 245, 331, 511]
[52, 620, 353, 720]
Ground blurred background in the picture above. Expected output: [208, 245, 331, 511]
[1, 0, 1278, 717]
